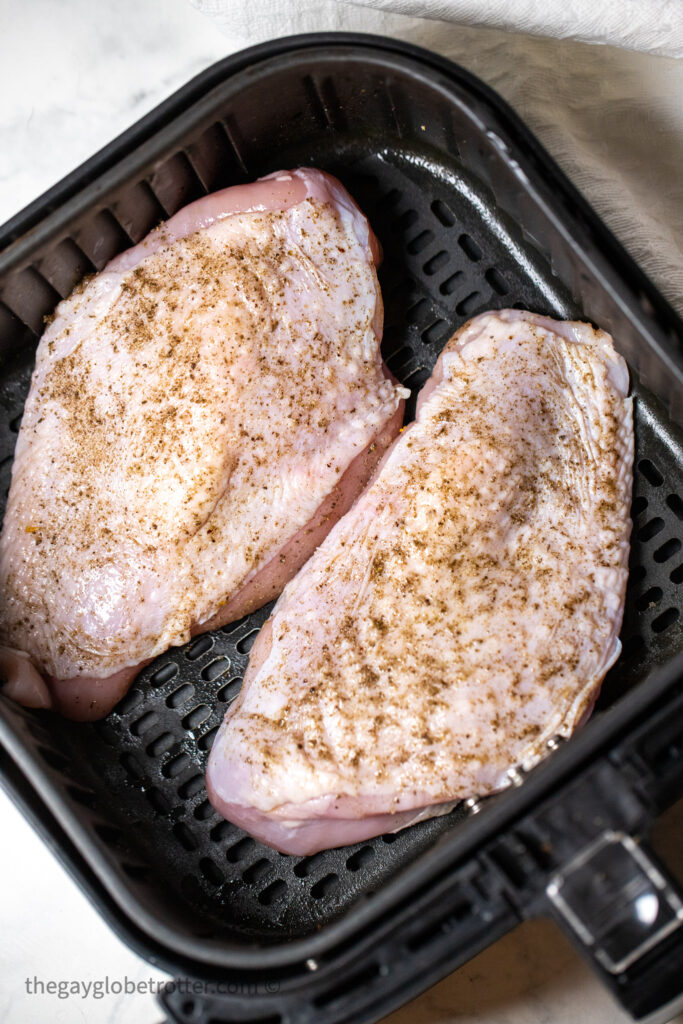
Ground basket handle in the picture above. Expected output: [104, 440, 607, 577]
[544, 828, 683, 1021]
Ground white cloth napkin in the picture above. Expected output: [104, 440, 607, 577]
[350, 0, 683, 58]
[192, 0, 683, 316]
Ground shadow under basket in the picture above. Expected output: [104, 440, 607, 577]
[0, 32, 682, 1024]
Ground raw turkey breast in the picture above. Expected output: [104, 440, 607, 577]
[0, 168, 406, 720]
[207, 309, 634, 855]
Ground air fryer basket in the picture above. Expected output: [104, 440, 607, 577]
[0, 34, 682, 1024]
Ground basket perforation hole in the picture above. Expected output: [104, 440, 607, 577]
[186, 635, 213, 661]
[173, 822, 199, 851]
[393, 209, 418, 232]
[178, 774, 205, 800]
[671, 564, 683, 585]
[198, 725, 219, 752]
[217, 676, 242, 703]
[236, 629, 259, 655]
[199, 857, 224, 885]
[422, 319, 449, 346]
[150, 662, 178, 687]
[653, 538, 681, 563]
[386, 344, 413, 371]
[406, 298, 430, 324]
[346, 845, 375, 872]
[180, 873, 202, 902]
[485, 267, 509, 294]
[431, 198, 455, 226]
[666, 494, 683, 520]
[9, 413, 22, 433]
[166, 683, 195, 709]
[182, 704, 212, 731]
[456, 291, 482, 317]
[242, 858, 273, 885]
[294, 852, 328, 878]
[381, 832, 398, 844]
[439, 271, 463, 295]
[631, 496, 648, 517]
[220, 616, 248, 635]
[636, 586, 663, 612]
[380, 187, 401, 208]
[145, 731, 177, 757]
[258, 879, 287, 906]
[211, 821, 236, 843]
[652, 607, 679, 634]
[628, 564, 647, 587]
[458, 233, 482, 261]
[622, 633, 645, 658]
[119, 752, 144, 780]
[193, 799, 216, 821]
[130, 710, 159, 737]
[116, 689, 143, 715]
[226, 837, 255, 863]
[201, 657, 230, 682]
[407, 229, 434, 255]
[423, 250, 449, 275]
[163, 752, 191, 779]
[92, 720, 119, 747]
[638, 459, 664, 487]
[310, 873, 339, 899]
[402, 366, 429, 390]
[639, 517, 665, 542]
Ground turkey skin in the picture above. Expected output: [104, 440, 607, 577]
[207, 310, 633, 855]
[0, 168, 406, 719]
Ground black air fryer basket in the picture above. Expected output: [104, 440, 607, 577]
[0, 34, 682, 1024]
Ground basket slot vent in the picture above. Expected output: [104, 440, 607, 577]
[654, 538, 681, 563]
[431, 198, 455, 226]
[150, 662, 178, 687]
[652, 607, 679, 634]
[666, 493, 683, 520]
[258, 879, 287, 906]
[186, 635, 214, 662]
[219, 117, 249, 177]
[456, 290, 482, 317]
[423, 250, 449, 276]
[36, 237, 96, 298]
[166, 683, 195, 709]
[202, 657, 231, 682]
[148, 150, 206, 217]
[111, 179, 167, 244]
[73, 208, 135, 269]
[216, 676, 242, 704]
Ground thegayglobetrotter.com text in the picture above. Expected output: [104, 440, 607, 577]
[24, 975, 280, 999]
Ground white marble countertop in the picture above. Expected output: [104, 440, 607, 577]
[0, 2, 681, 1023]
